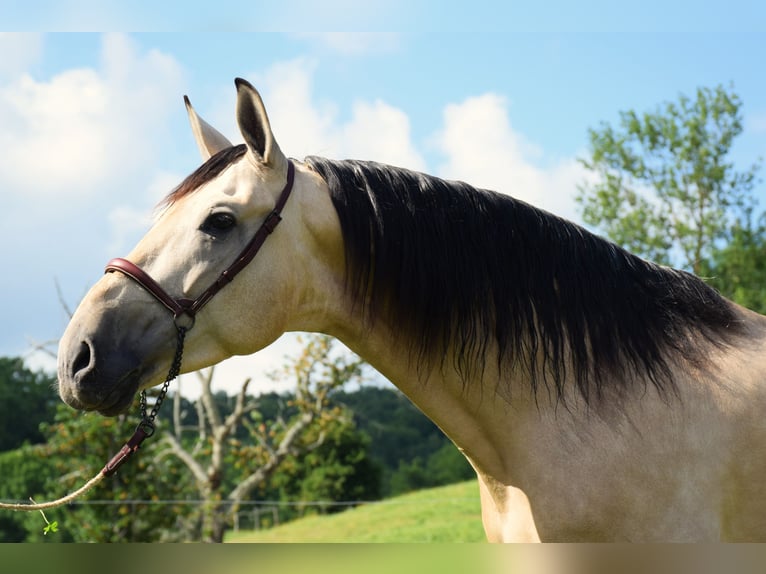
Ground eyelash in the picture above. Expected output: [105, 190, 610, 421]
[201, 212, 237, 235]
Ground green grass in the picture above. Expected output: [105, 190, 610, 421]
[225, 480, 486, 543]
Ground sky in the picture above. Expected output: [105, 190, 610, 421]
[1, 9, 765, 397]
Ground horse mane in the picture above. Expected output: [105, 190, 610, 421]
[304, 156, 745, 405]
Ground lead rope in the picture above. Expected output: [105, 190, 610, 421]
[0, 325, 188, 512]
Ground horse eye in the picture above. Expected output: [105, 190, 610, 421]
[202, 212, 237, 234]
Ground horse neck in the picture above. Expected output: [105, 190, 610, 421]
[324, 310, 528, 481]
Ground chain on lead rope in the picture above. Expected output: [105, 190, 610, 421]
[103, 324, 188, 477]
[139, 325, 188, 428]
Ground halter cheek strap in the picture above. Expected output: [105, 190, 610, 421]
[105, 159, 295, 324]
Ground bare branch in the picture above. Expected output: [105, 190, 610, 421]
[198, 367, 223, 431]
[54, 277, 75, 319]
[222, 378, 253, 437]
[157, 333, 365, 542]
[25, 337, 59, 360]
[160, 434, 208, 486]
[227, 411, 316, 505]
[192, 398, 207, 455]
[173, 386, 182, 441]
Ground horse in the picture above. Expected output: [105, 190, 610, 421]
[57, 78, 766, 542]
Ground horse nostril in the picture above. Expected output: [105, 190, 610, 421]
[72, 340, 93, 378]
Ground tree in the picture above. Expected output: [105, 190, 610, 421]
[332, 386, 473, 496]
[577, 84, 762, 276]
[0, 445, 52, 541]
[268, 415, 380, 515]
[0, 357, 58, 451]
[704, 214, 766, 314]
[160, 334, 377, 542]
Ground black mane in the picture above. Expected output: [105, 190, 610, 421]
[305, 156, 745, 404]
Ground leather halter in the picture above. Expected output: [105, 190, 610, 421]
[105, 160, 295, 325]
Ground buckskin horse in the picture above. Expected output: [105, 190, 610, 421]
[57, 79, 766, 541]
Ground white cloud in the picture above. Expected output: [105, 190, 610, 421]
[341, 99, 426, 169]
[105, 170, 185, 256]
[175, 333, 304, 400]
[0, 33, 184, 199]
[198, 64, 582, 222]
[177, 333, 389, 400]
[434, 93, 585, 221]
[231, 58, 426, 171]
[255, 58, 340, 158]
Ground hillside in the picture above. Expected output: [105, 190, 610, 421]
[225, 480, 486, 543]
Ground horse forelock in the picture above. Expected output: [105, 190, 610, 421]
[304, 156, 746, 406]
[160, 144, 248, 209]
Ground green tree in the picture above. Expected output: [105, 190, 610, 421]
[270, 415, 381, 515]
[577, 84, 762, 276]
[704, 214, 766, 314]
[333, 386, 471, 496]
[0, 445, 53, 541]
[424, 441, 476, 486]
[162, 334, 378, 542]
[0, 357, 58, 451]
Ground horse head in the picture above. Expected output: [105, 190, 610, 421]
[57, 79, 343, 415]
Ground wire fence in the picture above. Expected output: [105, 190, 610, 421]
[1, 496, 476, 532]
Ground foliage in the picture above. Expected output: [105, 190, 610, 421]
[0, 445, 52, 541]
[0, 357, 58, 451]
[702, 215, 766, 314]
[577, 84, 762, 276]
[268, 415, 381, 515]
[389, 442, 475, 496]
[25, 399, 196, 542]
[332, 386, 473, 496]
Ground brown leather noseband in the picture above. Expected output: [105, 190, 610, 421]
[105, 160, 295, 326]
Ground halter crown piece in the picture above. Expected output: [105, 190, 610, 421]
[100, 159, 295, 476]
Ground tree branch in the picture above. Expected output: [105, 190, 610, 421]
[160, 433, 208, 486]
[227, 411, 316, 506]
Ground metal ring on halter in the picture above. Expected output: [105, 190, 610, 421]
[174, 311, 196, 331]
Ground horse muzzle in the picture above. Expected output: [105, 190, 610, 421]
[57, 332, 143, 416]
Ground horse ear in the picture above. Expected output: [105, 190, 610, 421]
[235, 78, 285, 169]
[184, 95, 233, 161]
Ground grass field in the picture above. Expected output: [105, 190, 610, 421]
[225, 480, 486, 543]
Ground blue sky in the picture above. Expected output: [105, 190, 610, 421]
[1, 21, 765, 393]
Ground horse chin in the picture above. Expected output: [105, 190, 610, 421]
[93, 373, 141, 417]
[96, 387, 138, 417]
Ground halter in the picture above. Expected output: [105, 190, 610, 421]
[105, 159, 295, 328]
[99, 160, 295, 475]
